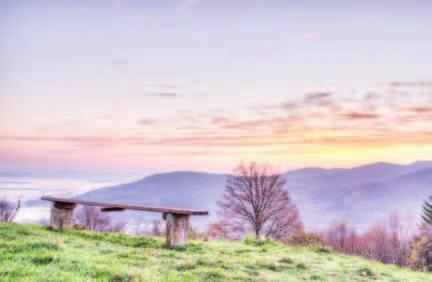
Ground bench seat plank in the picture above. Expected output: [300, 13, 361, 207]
[41, 196, 208, 216]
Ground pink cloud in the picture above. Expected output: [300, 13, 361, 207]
[184, 0, 201, 6]
[300, 32, 319, 40]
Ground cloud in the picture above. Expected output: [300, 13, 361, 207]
[130, 14, 145, 22]
[158, 84, 176, 90]
[108, 60, 129, 72]
[211, 117, 230, 125]
[252, 82, 432, 134]
[184, 0, 201, 6]
[389, 80, 432, 88]
[300, 32, 319, 40]
[142, 92, 178, 98]
[339, 112, 381, 120]
[138, 119, 157, 125]
[0, 136, 116, 148]
[3, 79, 432, 158]
[231, 47, 272, 58]
[64, 120, 82, 127]
[4, 126, 432, 151]
[112, 60, 129, 66]
[140, 80, 201, 99]
[402, 106, 432, 114]
[304, 92, 333, 101]
[279, 102, 299, 110]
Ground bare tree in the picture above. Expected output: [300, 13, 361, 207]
[359, 213, 414, 266]
[0, 198, 21, 223]
[105, 221, 126, 233]
[325, 212, 413, 267]
[325, 220, 350, 251]
[207, 218, 245, 240]
[265, 204, 303, 240]
[75, 205, 111, 231]
[388, 212, 410, 266]
[218, 162, 302, 239]
[151, 220, 162, 236]
[366, 222, 393, 263]
[135, 220, 166, 236]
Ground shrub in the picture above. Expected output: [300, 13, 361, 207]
[409, 232, 432, 271]
[278, 257, 294, 264]
[31, 255, 56, 265]
[176, 261, 197, 271]
[358, 267, 374, 277]
[201, 269, 227, 280]
[244, 236, 266, 246]
[0, 198, 21, 223]
[287, 232, 324, 247]
[296, 263, 307, 270]
[316, 246, 331, 253]
[131, 237, 158, 248]
[261, 262, 279, 271]
[188, 227, 208, 241]
[244, 236, 276, 247]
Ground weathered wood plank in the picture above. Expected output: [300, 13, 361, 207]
[54, 201, 76, 210]
[41, 196, 209, 216]
[101, 207, 125, 212]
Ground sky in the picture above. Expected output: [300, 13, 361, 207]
[1, 0, 432, 175]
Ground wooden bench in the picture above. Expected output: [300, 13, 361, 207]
[41, 196, 208, 247]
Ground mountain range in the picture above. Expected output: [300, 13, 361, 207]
[77, 161, 432, 231]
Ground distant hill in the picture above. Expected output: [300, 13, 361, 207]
[77, 171, 228, 225]
[77, 162, 432, 231]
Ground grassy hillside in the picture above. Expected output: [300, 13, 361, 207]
[0, 223, 430, 282]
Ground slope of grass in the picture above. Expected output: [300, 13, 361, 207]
[0, 222, 431, 281]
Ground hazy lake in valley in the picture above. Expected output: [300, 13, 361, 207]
[0, 176, 133, 224]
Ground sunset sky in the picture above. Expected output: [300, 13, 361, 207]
[1, 1, 432, 174]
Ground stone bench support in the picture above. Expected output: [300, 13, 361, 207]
[163, 213, 190, 247]
[50, 201, 76, 231]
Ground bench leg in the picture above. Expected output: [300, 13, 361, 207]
[50, 201, 76, 231]
[164, 213, 190, 247]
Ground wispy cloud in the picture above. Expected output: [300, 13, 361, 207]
[142, 92, 178, 98]
[339, 112, 381, 120]
[138, 118, 157, 125]
[389, 80, 432, 88]
[183, 0, 201, 6]
[5, 80, 429, 150]
[300, 32, 319, 40]
[111, 60, 129, 67]
[230, 47, 272, 58]
[2, 80, 432, 170]
[304, 92, 332, 101]
[130, 14, 145, 22]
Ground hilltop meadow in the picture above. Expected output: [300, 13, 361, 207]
[1, 223, 431, 282]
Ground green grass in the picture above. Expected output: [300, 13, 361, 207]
[0, 223, 431, 281]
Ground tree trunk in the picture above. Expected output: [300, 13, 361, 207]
[427, 250, 432, 272]
[255, 228, 261, 239]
